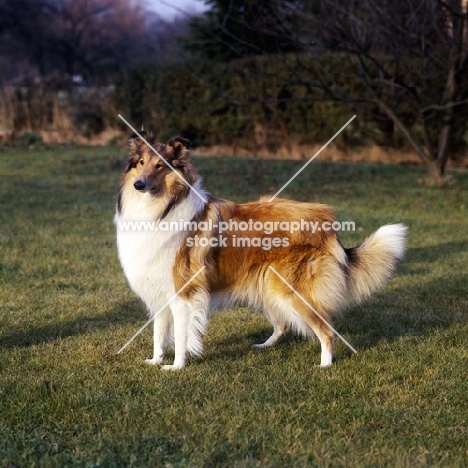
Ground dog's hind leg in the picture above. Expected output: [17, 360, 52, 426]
[145, 306, 172, 365]
[253, 309, 289, 349]
[312, 323, 335, 367]
[291, 298, 335, 367]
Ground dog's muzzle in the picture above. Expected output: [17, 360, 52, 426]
[134, 179, 146, 191]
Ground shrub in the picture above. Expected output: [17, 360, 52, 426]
[18, 132, 43, 146]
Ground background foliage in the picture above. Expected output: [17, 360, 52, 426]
[1, 0, 467, 172]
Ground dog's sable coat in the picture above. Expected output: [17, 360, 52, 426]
[115, 133, 407, 370]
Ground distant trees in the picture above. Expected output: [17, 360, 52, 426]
[188, 0, 468, 182]
[1, 0, 467, 181]
[44, 0, 147, 77]
[0, 0, 190, 85]
[185, 0, 300, 61]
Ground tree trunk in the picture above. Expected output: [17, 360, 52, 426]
[436, 67, 455, 178]
[427, 160, 443, 183]
[373, 96, 452, 185]
[437, 114, 452, 177]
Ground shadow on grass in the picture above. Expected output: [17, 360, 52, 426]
[201, 330, 310, 365]
[337, 275, 467, 351]
[399, 239, 468, 275]
[0, 299, 144, 349]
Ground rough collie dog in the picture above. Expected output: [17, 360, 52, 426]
[115, 133, 407, 370]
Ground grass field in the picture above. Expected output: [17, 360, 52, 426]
[0, 144, 467, 467]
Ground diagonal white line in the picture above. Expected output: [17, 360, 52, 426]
[118, 114, 208, 203]
[117, 266, 206, 354]
[268, 115, 356, 202]
[268, 266, 357, 354]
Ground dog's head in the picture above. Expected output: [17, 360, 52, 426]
[124, 133, 196, 197]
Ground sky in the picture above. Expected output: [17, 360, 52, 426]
[144, 0, 208, 19]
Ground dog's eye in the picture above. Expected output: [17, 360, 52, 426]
[139, 159, 144, 165]
[156, 162, 163, 169]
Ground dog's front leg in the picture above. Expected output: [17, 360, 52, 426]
[145, 306, 171, 366]
[161, 297, 190, 370]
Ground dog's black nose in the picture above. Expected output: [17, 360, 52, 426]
[133, 180, 146, 191]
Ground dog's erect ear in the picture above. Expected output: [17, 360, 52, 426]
[166, 136, 191, 167]
[125, 131, 156, 172]
[128, 130, 155, 147]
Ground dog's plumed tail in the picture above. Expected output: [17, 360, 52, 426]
[345, 223, 407, 304]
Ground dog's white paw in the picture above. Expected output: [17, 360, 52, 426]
[145, 358, 163, 365]
[161, 364, 184, 371]
[252, 343, 267, 349]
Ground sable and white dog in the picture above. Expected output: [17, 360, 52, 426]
[115, 133, 407, 370]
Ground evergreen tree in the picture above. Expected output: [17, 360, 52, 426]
[185, 0, 300, 61]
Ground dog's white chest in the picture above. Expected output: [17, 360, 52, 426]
[116, 225, 182, 300]
[115, 190, 206, 303]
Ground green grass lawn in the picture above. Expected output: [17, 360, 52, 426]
[0, 145, 467, 467]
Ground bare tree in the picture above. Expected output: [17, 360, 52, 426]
[0, 0, 51, 79]
[188, 0, 468, 183]
[0, 0, 166, 83]
[294, 0, 468, 182]
[43, 0, 148, 78]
